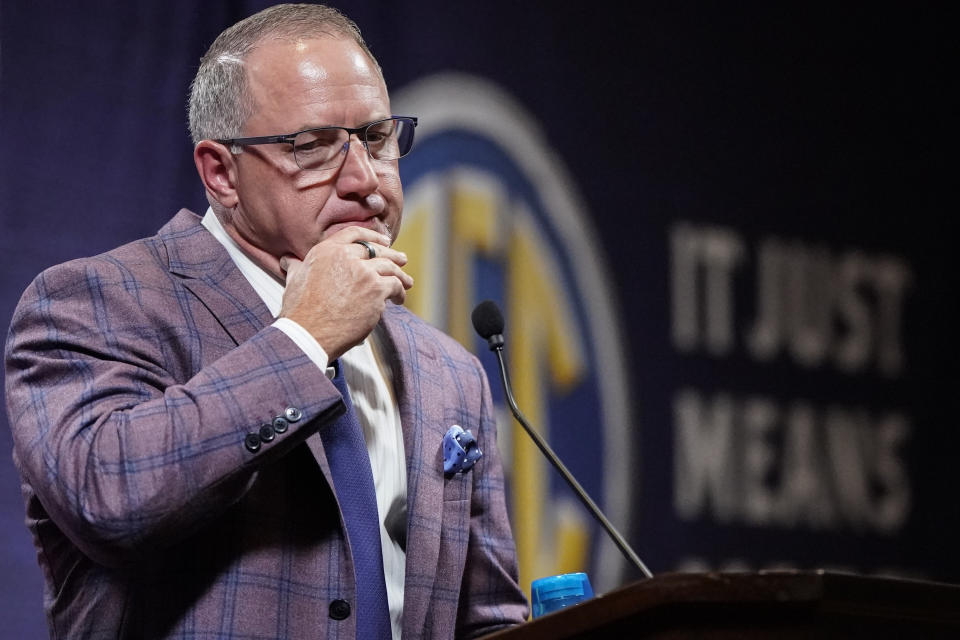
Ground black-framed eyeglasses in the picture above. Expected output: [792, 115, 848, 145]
[217, 115, 418, 172]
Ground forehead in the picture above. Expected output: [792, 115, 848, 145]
[243, 36, 389, 131]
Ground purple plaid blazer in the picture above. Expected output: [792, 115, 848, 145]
[5, 209, 528, 639]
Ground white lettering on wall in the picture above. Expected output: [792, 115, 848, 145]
[746, 239, 911, 376]
[673, 388, 911, 534]
[670, 223, 912, 377]
[670, 223, 745, 357]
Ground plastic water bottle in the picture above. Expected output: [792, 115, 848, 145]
[530, 572, 595, 618]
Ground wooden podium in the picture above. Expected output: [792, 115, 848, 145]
[483, 571, 960, 638]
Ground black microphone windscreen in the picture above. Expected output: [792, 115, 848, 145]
[471, 300, 505, 339]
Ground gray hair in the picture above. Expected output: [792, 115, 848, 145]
[188, 3, 382, 144]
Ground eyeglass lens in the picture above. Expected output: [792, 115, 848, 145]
[292, 117, 415, 171]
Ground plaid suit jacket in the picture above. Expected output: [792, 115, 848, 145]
[5, 209, 528, 639]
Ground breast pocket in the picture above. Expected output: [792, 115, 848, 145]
[443, 468, 472, 503]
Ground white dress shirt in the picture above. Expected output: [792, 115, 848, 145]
[202, 208, 407, 639]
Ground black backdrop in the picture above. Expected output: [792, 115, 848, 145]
[1, 2, 956, 635]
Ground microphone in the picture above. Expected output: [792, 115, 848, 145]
[471, 301, 654, 580]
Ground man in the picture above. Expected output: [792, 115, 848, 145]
[4, 4, 527, 638]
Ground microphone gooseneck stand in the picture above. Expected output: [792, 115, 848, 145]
[472, 301, 653, 580]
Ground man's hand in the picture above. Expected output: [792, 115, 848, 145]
[279, 227, 414, 360]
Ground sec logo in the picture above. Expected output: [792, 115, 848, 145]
[394, 73, 635, 592]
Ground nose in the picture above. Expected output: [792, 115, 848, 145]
[335, 134, 379, 198]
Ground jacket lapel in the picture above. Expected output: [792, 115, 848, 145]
[379, 305, 448, 637]
[160, 209, 274, 346]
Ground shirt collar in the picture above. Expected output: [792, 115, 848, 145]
[201, 207, 284, 318]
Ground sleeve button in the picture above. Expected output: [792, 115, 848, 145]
[272, 416, 289, 433]
[328, 598, 351, 620]
[244, 433, 261, 453]
[258, 423, 276, 442]
[284, 407, 303, 423]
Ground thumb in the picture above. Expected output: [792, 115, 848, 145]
[279, 254, 302, 281]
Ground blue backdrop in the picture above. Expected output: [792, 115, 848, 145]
[1, 1, 956, 636]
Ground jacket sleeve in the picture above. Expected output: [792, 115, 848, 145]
[456, 355, 530, 637]
[4, 260, 343, 568]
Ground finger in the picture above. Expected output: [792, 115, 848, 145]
[354, 240, 378, 260]
[372, 260, 414, 289]
[357, 243, 408, 266]
[388, 289, 406, 306]
[280, 254, 303, 276]
[331, 224, 392, 248]
[375, 245, 408, 266]
[386, 277, 407, 306]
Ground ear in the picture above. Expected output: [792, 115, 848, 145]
[194, 141, 239, 209]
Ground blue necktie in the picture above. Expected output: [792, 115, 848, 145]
[322, 360, 392, 638]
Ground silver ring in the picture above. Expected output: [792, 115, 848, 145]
[354, 240, 376, 259]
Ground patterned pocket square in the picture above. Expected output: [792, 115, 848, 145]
[443, 425, 483, 474]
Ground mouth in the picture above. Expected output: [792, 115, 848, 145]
[320, 194, 393, 242]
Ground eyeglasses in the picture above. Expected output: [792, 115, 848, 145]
[217, 115, 418, 172]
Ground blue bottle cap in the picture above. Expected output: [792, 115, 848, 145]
[531, 572, 594, 618]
